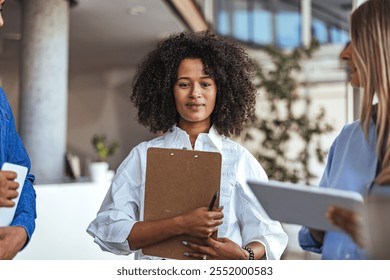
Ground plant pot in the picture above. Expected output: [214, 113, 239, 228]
[89, 161, 109, 183]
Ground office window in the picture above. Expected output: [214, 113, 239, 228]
[330, 27, 349, 44]
[233, 8, 250, 41]
[218, 10, 230, 36]
[214, 0, 349, 49]
[253, 9, 273, 45]
[275, 11, 300, 49]
[312, 19, 328, 44]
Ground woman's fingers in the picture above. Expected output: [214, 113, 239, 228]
[183, 240, 215, 259]
[327, 205, 365, 247]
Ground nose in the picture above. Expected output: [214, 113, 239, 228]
[340, 42, 351, 61]
[190, 83, 201, 99]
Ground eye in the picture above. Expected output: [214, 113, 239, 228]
[178, 82, 190, 88]
[200, 82, 212, 88]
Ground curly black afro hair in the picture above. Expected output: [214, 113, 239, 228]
[130, 30, 257, 137]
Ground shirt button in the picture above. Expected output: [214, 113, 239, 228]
[345, 253, 350, 259]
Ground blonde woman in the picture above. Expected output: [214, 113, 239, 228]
[299, 0, 390, 259]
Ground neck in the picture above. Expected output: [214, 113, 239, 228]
[178, 120, 211, 147]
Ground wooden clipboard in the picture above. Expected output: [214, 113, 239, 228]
[143, 147, 222, 259]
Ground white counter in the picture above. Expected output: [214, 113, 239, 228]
[14, 181, 133, 260]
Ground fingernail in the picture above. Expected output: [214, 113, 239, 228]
[183, 252, 189, 256]
[182, 240, 188, 246]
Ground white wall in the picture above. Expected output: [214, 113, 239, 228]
[67, 68, 155, 175]
[14, 181, 133, 260]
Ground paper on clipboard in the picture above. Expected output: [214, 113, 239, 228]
[0, 162, 28, 226]
[247, 180, 364, 232]
[143, 147, 222, 259]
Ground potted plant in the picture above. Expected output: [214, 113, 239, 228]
[89, 134, 119, 182]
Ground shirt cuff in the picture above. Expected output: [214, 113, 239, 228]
[87, 216, 136, 255]
[298, 227, 323, 254]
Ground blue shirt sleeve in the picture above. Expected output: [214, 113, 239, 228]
[298, 138, 337, 254]
[298, 226, 323, 253]
[0, 87, 37, 245]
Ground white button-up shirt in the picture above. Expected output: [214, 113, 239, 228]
[87, 126, 288, 259]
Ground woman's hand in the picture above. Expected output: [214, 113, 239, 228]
[326, 205, 365, 248]
[308, 228, 325, 244]
[128, 206, 223, 250]
[0, 226, 28, 259]
[178, 207, 224, 238]
[0, 171, 19, 207]
[183, 237, 248, 260]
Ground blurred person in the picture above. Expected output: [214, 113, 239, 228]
[87, 30, 288, 260]
[0, 0, 37, 259]
[299, 0, 390, 259]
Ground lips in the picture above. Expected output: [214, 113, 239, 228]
[186, 103, 205, 107]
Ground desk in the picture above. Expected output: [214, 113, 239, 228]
[14, 181, 133, 260]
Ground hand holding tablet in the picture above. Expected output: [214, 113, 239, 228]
[247, 180, 364, 232]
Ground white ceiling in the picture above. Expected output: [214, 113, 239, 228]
[68, 0, 186, 73]
[0, 0, 185, 74]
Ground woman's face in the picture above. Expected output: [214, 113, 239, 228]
[0, 0, 4, 28]
[174, 58, 217, 129]
[340, 42, 360, 87]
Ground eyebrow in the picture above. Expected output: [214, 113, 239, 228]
[176, 75, 212, 81]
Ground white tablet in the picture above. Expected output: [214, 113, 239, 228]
[0, 162, 28, 226]
[247, 180, 364, 232]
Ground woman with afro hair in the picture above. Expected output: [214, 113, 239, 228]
[87, 30, 288, 260]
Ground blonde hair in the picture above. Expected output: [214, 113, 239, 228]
[351, 0, 390, 184]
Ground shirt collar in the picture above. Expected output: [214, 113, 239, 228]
[205, 125, 224, 152]
[164, 124, 224, 152]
